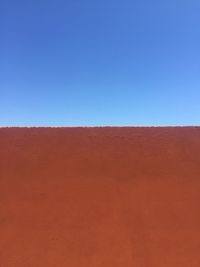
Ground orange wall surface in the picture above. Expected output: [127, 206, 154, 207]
[1, 127, 200, 266]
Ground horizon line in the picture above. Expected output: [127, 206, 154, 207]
[1, 126, 200, 128]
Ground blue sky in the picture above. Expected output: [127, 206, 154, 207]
[1, 0, 200, 126]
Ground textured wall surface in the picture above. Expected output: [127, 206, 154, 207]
[1, 127, 200, 266]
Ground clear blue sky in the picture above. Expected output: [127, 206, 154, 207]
[1, 0, 200, 126]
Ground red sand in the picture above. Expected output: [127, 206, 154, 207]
[1, 127, 200, 266]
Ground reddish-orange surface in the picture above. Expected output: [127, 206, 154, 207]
[1, 127, 200, 266]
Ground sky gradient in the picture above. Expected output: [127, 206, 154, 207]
[1, 0, 200, 126]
